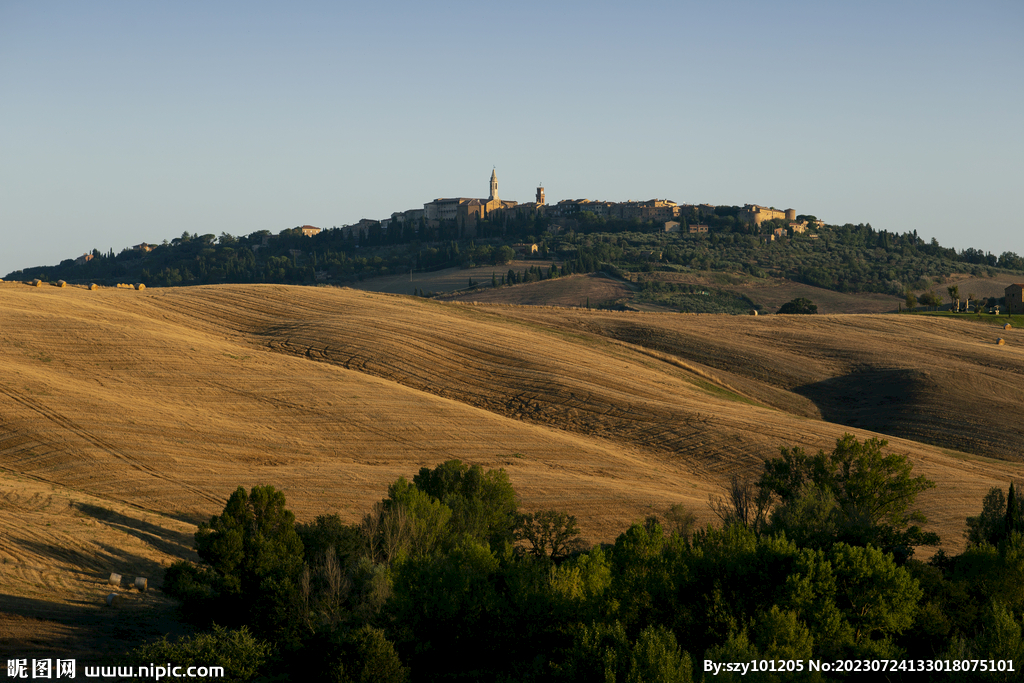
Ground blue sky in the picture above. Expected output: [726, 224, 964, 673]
[1, 1, 1021, 276]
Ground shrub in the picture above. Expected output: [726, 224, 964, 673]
[778, 298, 817, 314]
[127, 625, 271, 683]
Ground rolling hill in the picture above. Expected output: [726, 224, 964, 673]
[1, 280, 1022, 656]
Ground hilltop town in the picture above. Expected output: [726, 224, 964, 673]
[6, 169, 1024, 316]
[336, 169, 823, 242]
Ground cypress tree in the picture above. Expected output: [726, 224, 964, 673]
[1007, 482, 1018, 535]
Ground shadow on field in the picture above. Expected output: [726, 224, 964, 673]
[0, 591, 191, 660]
[75, 503, 196, 560]
[794, 368, 928, 434]
[15, 536, 173, 592]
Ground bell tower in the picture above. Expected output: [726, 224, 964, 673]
[489, 168, 499, 202]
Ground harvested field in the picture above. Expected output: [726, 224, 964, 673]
[0, 472, 193, 659]
[443, 272, 634, 308]
[1, 281, 1023, 656]
[346, 259, 558, 296]
[354, 266, 907, 314]
[943, 272, 1023, 300]
[636, 271, 903, 314]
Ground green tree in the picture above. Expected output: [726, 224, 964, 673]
[380, 476, 453, 558]
[411, 460, 518, 550]
[966, 484, 1024, 546]
[192, 485, 304, 635]
[705, 617, 819, 683]
[627, 626, 693, 683]
[333, 626, 410, 683]
[918, 290, 942, 310]
[557, 620, 631, 682]
[1008, 482, 1019, 537]
[387, 537, 501, 678]
[904, 290, 917, 312]
[496, 245, 516, 265]
[778, 298, 817, 314]
[974, 600, 1024, 681]
[127, 625, 271, 683]
[514, 509, 583, 560]
[967, 487, 1006, 546]
[664, 502, 698, 538]
[758, 436, 938, 559]
[195, 485, 304, 595]
[828, 543, 922, 654]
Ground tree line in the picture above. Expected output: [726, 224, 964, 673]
[132, 437, 1024, 682]
[7, 209, 1023, 300]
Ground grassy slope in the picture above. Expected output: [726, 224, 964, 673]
[2, 281, 1023, 655]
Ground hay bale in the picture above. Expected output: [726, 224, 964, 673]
[88, 283, 99, 290]
[997, 338, 1006, 345]
[56, 280, 67, 288]
[105, 593, 121, 608]
[133, 283, 145, 291]
[749, 309, 759, 316]
[1004, 323, 1012, 330]
[134, 577, 148, 592]
[108, 572, 122, 586]
[31, 279, 43, 287]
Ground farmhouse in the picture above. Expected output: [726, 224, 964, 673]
[1006, 284, 1024, 314]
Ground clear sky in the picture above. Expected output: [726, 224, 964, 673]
[2, 1, 1021, 276]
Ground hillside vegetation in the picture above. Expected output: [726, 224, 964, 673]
[7, 216, 1023, 317]
[1, 281, 1023, 659]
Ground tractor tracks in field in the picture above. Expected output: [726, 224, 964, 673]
[0, 385, 221, 506]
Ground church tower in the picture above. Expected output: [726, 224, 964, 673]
[489, 168, 499, 202]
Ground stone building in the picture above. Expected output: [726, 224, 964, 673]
[422, 169, 518, 232]
[1006, 284, 1024, 314]
[738, 204, 796, 226]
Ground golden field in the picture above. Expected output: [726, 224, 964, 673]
[1, 281, 1022, 655]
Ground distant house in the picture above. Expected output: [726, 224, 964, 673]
[299, 225, 321, 237]
[132, 242, 154, 252]
[75, 253, 94, 265]
[513, 243, 539, 257]
[664, 221, 681, 233]
[1006, 284, 1024, 314]
[689, 224, 709, 234]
